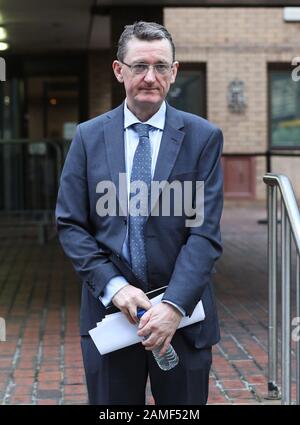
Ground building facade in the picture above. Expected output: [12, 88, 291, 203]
[1, 2, 300, 210]
[88, 6, 300, 200]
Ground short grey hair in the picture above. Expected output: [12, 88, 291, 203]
[117, 21, 175, 62]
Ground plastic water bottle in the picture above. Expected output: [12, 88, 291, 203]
[137, 307, 179, 371]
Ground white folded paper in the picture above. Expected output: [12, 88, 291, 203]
[89, 293, 205, 355]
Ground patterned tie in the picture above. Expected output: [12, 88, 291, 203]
[129, 123, 152, 285]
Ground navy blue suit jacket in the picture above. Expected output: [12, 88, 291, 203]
[55, 102, 223, 349]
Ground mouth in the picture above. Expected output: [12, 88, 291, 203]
[140, 88, 158, 91]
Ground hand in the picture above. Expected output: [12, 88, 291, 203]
[112, 284, 152, 325]
[137, 302, 182, 356]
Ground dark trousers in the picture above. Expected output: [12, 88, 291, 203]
[81, 329, 212, 405]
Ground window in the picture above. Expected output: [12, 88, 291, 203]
[167, 63, 206, 118]
[270, 68, 300, 148]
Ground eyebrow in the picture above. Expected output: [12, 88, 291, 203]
[131, 60, 170, 65]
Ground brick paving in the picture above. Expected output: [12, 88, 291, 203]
[0, 203, 294, 404]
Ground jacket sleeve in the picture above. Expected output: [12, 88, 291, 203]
[55, 125, 121, 299]
[162, 127, 224, 316]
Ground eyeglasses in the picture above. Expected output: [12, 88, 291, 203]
[121, 61, 174, 76]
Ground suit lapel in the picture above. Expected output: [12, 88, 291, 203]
[148, 104, 185, 219]
[103, 103, 128, 217]
[103, 102, 185, 220]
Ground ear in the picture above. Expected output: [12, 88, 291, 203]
[170, 61, 179, 84]
[112, 60, 124, 83]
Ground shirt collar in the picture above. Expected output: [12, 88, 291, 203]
[124, 99, 166, 131]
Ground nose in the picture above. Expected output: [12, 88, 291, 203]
[143, 66, 156, 82]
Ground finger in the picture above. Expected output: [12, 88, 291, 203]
[138, 313, 151, 329]
[127, 315, 136, 325]
[128, 305, 140, 324]
[141, 333, 155, 347]
[141, 331, 158, 349]
[131, 300, 151, 324]
[137, 320, 153, 335]
[159, 336, 172, 357]
[143, 334, 164, 350]
[139, 296, 152, 310]
[121, 309, 136, 325]
[151, 337, 165, 351]
[137, 305, 153, 329]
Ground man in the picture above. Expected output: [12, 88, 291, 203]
[55, 21, 223, 405]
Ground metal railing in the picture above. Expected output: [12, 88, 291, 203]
[0, 138, 70, 244]
[263, 173, 300, 405]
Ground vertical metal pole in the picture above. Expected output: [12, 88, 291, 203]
[45, 144, 50, 211]
[281, 202, 291, 404]
[297, 255, 300, 405]
[268, 185, 280, 398]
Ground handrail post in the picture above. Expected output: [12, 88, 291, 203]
[0, 138, 62, 244]
[263, 173, 300, 405]
[267, 185, 280, 398]
[281, 202, 291, 405]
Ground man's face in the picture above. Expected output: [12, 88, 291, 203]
[113, 37, 178, 111]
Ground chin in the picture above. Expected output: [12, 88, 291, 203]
[136, 93, 162, 105]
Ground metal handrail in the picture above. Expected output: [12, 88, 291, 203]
[0, 138, 69, 243]
[263, 173, 300, 405]
[0, 138, 66, 185]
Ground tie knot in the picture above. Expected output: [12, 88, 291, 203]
[132, 123, 151, 139]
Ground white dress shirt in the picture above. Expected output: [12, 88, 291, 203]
[99, 100, 185, 316]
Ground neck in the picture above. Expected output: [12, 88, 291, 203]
[126, 101, 162, 122]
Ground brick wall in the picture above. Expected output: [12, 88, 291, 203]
[164, 8, 300, 199]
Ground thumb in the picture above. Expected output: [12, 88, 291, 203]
[136, 297, 151, 324]
[137, 297, 151, 314]
[140, 297, 152, 311]
[138, 308, 151, 329]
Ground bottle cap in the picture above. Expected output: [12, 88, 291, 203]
[136, 307, 146, 320]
